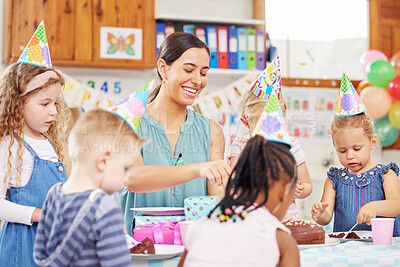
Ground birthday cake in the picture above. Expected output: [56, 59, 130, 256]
[129, 238, 155, 254]
[284, 221, 325, 245]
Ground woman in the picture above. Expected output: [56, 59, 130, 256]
[119, 32, 232, 234]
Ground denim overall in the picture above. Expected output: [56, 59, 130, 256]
[0, 140, 68, 266]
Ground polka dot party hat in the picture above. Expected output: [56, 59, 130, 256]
[17, 21, 52, 68]
[252, 90, 292, 147]
[250, 56, 282, 100]
[108, 80, 154, 133]
[335, 73, 367, 117]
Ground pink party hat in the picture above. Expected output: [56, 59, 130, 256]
[17, 21, 52, 68]
[335, 73, 367, 117]
[252, 91, 292, 147]
[250, 56, 282, 100]
[109, 80, 154, 133]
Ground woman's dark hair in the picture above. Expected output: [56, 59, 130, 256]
[209, 135, 297, 221]
[148, 32, 210, 102]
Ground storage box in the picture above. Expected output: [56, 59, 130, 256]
[135, 215, 185, 225]
[184, 196, 220, 221]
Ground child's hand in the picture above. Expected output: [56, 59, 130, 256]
[294, 181, 305, 199]
[311, 202, 329, 222]
[199, 160, 232, 186]
[282, 212, 301, 223]
[357, 203, 377, 225]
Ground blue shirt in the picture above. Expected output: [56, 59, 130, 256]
[118, 108, 211, 234]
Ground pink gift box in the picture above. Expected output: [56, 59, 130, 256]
[132, 222, 183, 245]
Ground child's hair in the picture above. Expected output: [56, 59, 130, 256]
[331, 112, 374, 140]
[240, 89, 287, 121]
[68, 109, 147, 160]
[210, 135, 297, 221]
[0, 63, 70, 188]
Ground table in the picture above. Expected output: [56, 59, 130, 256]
[132, 238, 400, 267]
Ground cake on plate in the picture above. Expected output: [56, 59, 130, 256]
[129, 237, 155, 254]
[284, 221, 325, 245]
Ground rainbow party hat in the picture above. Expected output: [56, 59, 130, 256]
[17, 21, 52, 68]
[335, 73, 367, 117]
[250, 56, 281, 101]
[109, 80, 154, 133]
[252, 91, 292, 147]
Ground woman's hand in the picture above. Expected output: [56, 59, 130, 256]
[31, 208, 42, 223]
[357, 202, 377, 225]
[199, 160, 232, 186]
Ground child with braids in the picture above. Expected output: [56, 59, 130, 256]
[0, 23, 70, 266]
[179, 136, 300, 267]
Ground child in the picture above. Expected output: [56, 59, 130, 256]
[179, 135, 300, 267]
[0, 62, 70, 266]
[229, 89, 312, 219]
[312, 74, 400, 235]
[312, 112, 400, 235]
[34, 109, 147, 266]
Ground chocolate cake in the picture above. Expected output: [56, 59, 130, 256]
[328, 231, 361, 239]
[129, 238, 155, 254]
[284, 221, 325, 245]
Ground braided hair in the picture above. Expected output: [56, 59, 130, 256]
[209, 135, 297, 222]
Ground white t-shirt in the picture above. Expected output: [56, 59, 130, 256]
[0, 135, 59, 225]
[184, 208, 290, 267]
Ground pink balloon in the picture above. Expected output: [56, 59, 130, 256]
[360, 86, 392, 119]
[360, 50, 388, 75]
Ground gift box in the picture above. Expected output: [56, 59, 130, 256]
[132, 222, 183, 245]
[184, 196, 220, 221]
[135, 215, 185, 225]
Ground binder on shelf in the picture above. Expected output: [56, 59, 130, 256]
[217, 27, 228, 69]
[256, 30, 266, 70]
[195, 27, 206, 44]
[183, 24, 196, 34]
[228, 27, 238, 69]
[165, 25, 175, 37]
[206, 26, 218, 68]
[247, 28, 257, 70]
[156, 23, 166, 59]
[237, 28, 247, 70]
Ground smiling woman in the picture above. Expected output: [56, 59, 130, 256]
[118, 32, 232, 234]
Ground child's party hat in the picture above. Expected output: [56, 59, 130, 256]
[109, 80, 154, 133]
[250, 56, 281, 101]
[17, 21, 52, 68]
[252, 91, 292, 146]
[335, 73, 367, 117]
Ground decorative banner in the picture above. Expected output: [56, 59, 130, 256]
[250, 56, 281, 100]
[252, 92, 292, 146]
[17, 20, 52, 68]
[335, 73, 367, 117]
[100, 27, 142, 60]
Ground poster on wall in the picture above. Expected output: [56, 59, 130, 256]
[100, 27, 143, 60]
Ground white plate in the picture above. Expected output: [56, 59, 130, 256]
[298, 238, 340, 250]
[131, 244, 184, 260]
[326, 231, 373, 242]
[130, 207, 185, 216]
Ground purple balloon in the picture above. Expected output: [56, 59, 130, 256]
[360, 50, 388, 75]
[41, 46, 51, 66]
[261, 116, 281, 134]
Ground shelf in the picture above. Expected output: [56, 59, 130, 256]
[207, 68, 261, 76]
[155, 15, 266, 26]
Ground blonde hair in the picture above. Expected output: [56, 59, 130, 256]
[68, 109, 147, 160]
[0, 63, 70, 188]
[331, 113, 374, 140]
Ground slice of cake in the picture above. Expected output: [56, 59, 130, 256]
[284, 221, 325, 245]
[129, 237, 156, 254]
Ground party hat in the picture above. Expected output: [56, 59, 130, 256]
[335, 73, 367, 117]
[250, 56, 281, 100]
[252, 91, 292, 146]
[108, 80, 154, 133]
[17, 21, 52, 68]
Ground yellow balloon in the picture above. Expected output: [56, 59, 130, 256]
[388, 102, 400, 129]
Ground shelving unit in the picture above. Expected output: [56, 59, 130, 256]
[155, 15, 265, 26]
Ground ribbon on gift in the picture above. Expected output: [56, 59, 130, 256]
[152, 221, 183, 245]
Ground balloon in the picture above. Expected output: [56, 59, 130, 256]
[366, 60, 396, 88]
[390, 51, 400, 76]
[356, 80, 370, 95]
[388, 76, 400, 101]
[360, 50, 388, 75]
[374, 116, 399, 146]
[360, 86, 392, 119]
[388, 101, 400, 129]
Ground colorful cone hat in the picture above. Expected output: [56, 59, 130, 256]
[108, 80, 154, 133]
[335, 73, 367, 117]
[252, 91, 292, 147]
[250, 56, 282, 100]
[17, 21, 52, 68]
